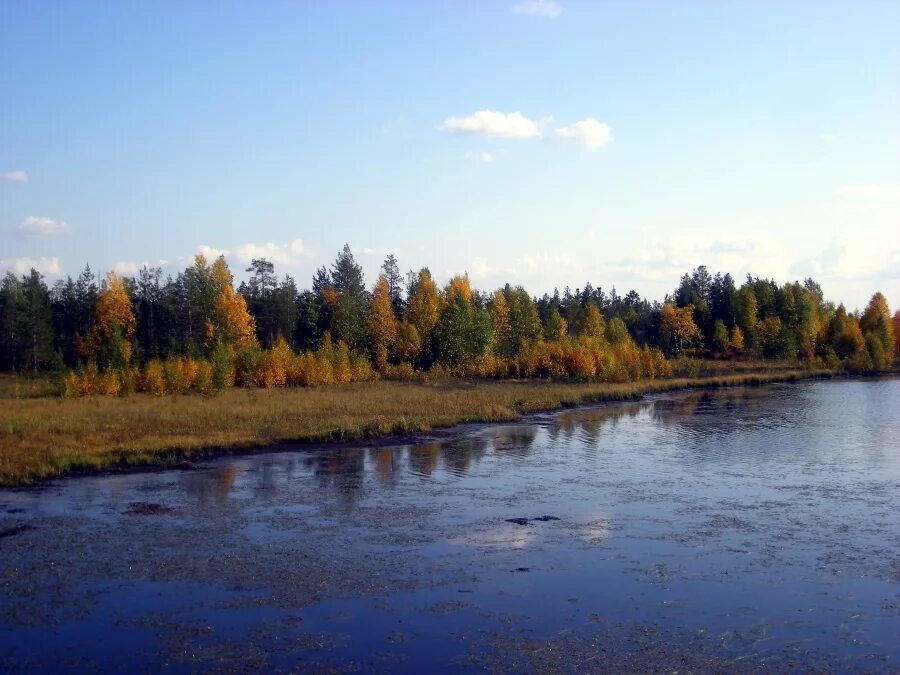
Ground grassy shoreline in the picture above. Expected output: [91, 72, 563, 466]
[0, 365, 843, 487]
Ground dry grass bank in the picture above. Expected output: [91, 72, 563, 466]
[0, 365, 830, 486]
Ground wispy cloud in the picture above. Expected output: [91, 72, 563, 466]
[790, 225, 900, 283]
[511, 0, 562, 17]
[194, 245, 229, 260]
[0, 170, 28, 183]
[357, 246, 398, 257]
[836, 182, 900, 201]
[112, 259, 169, 276]
[441, 111, 612, 152]
[456, 251, 578, 286]
[600, 234, 788, 284]
[554, 118, 612, 150]
[0, 256, 62, 277]
[465, 151, 495, 163]
[19, 216, 72, 237]
[440, 110, 541, 139]
[234, 239, 310, 265]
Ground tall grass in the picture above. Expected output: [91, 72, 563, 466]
[0, 366, 827, 485]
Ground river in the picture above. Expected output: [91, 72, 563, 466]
[1, 378, 898, 672]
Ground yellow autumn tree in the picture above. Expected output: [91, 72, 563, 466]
[208, 257, 256, 350]
[406, 268, 440, 346]
[394, 322, 421, 363]
[860, 292, 895, 370]
[368, 274, 398, 371]
[545, 307, 568, 342]
[90, 271, 137, 369]
[578, 303, 605, 342]
[446, 274, 474, 304]
[893, 311, 900, 362]
[488, 289, 512, 356]
[729, 326, 745, 352]
[659, 303, 701, 355]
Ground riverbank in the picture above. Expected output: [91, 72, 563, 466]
[0, 364, 837, 486]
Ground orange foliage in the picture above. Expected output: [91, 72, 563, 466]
[213, 284, 256, 349]
[446, 274, 474, 304]
[394, 322, 421, 363]
[368, 275, 398, 371]
[406, 269, 440, 342]
[90, 272, 137, 366]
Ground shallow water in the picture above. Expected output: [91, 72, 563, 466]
[1, 379, 898, 672]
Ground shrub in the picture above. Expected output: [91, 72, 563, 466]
[211, 343, 235, 391]
[143, 360, 166, 396]
[193, 360, 215, 395]
[234, 345, 263, 387]
[163, 357, 191, 394]
[256, 337, 292, 388]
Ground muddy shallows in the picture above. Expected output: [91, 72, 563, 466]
[1, 378, 898, 672]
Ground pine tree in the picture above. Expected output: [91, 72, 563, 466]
[0, 273, 24, 371]
[329, 244, 368, 350]
[381, 253, 404, 318]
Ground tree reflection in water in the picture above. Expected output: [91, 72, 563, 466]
[408, 442, 440, 478]
[180, 465, 238, 505]
[369, 447, 396, 487]
[552, 401, 650, 446]
[440, 436, 490, 477]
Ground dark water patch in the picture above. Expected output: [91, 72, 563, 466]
[127, 501, 175, 515]
[0, 524, 33, 539]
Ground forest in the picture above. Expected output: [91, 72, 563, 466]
[0, 244, 897, 397]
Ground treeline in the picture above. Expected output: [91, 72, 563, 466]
[0, 244, 896, 395]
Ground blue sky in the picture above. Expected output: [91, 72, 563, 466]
[1, 0, 898, 310]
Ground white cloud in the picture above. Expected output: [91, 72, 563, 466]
[791, 225, 900, 283]
[195, 245, 229, 260]
[819, 132, 837, 143]
[0, 256, 62, 277]
[553, 118, 612, 150]
[18, 216, 72, 237]
[465, 151, 495, 163]
[1, 170, 28, 183]
[234, 238, 310, 265]
[836, 183, 900, 201]
[511, 0, 562, 17]
[112, 259, 169, 276]
[440, 110, 541, 139]
[358, 246, 398, 257]
[188, 239, 312, 269]
[456, 252, 580, 287]
[600, 234, 791, 285]
[471, 256, 490, 277]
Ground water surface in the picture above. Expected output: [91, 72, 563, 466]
[1, 379, 898, 671]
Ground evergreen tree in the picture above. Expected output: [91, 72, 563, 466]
[328, 244, 368, 350]
[20, 270, 55, 372]
[381, 253, 404, 318]
[0, 273, 24, 371]
[294, 290, 321, 350]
